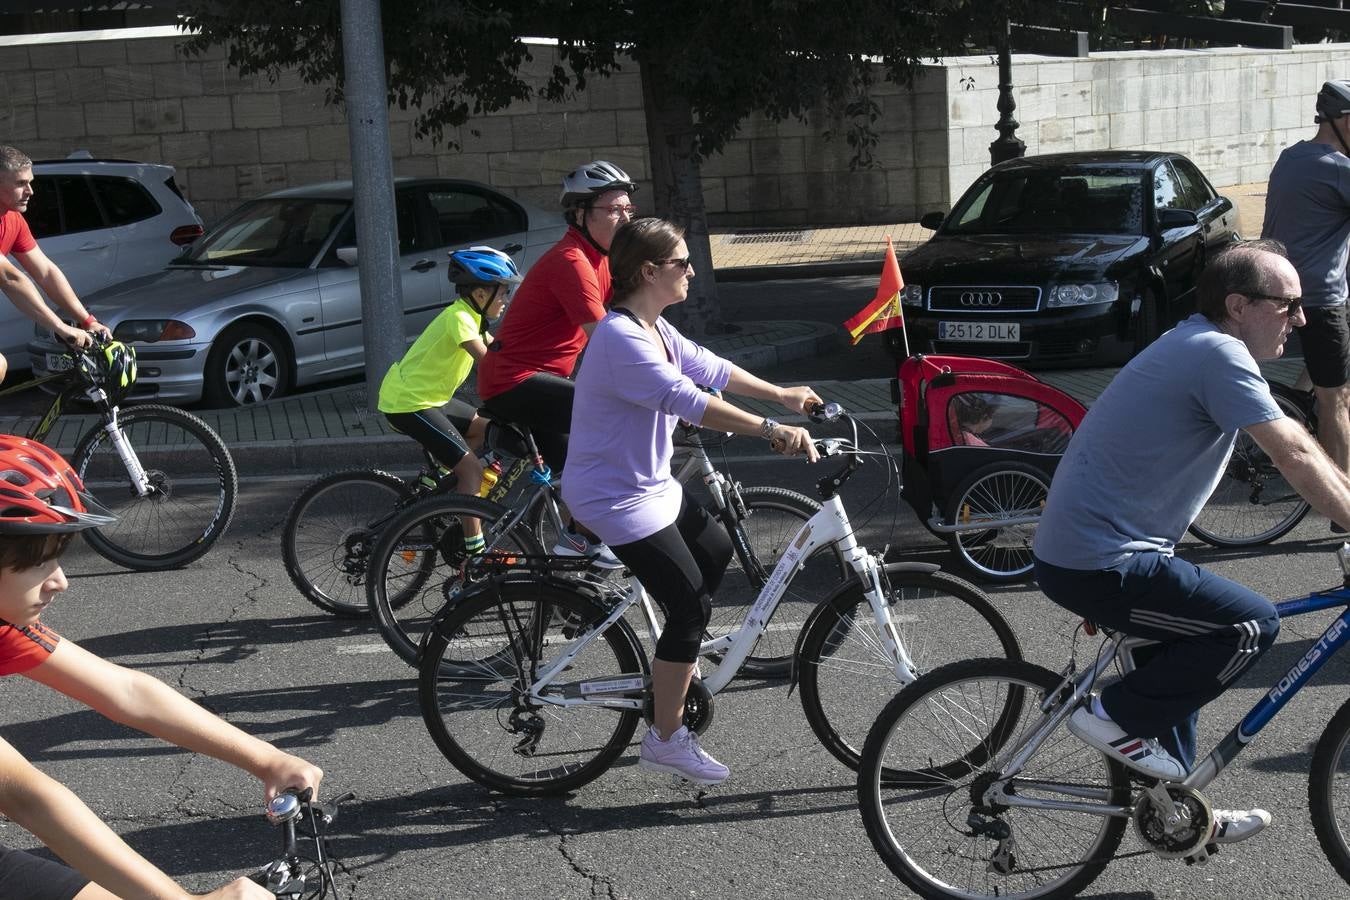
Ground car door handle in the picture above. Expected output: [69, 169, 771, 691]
[78, 241, 109, 251]
[502, 243, 523, 254]
[411, 259, 437, 272]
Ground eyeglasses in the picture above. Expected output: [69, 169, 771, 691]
[599, 204, 638, 218]
[652, 257, 693, 272]
[1246, 293, 1303, 317]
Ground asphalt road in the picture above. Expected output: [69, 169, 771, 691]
[4, 448, 1350, 899]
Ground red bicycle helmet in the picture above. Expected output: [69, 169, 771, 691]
[0, 436, 116, 534]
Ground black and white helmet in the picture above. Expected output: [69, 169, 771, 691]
[560, 160, 637, 208]
[1316, 80, 1350, 123]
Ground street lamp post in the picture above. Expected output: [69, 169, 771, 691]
[989, 17, 1026, 166]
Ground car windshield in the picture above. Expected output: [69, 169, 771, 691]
[179, 198, 350, 268]
[944, 169, 1146, 236]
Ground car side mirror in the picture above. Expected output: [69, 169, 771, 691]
[1155, 208, 1199, 230]
[336, 246, 358, 266]
[919, 212, 945, 231]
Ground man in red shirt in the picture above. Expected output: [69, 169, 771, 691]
[0, 145, 110, 383]
[477, 161, 637, 563]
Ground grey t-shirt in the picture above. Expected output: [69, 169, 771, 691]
[1033, 315, 1283, 570]
[1262, 140, 1350, 308]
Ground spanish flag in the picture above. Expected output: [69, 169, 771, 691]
[843, 237, 905, 346]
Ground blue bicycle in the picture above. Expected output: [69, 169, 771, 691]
[857, 544, 1350, 898]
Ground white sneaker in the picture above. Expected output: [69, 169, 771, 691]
[1210, 808, 1272, 844]
[1067, 705, 1187, 780]
[638, 726, 729, 785]
[553, 528, 623, 569]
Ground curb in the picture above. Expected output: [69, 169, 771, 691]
[715, 260, 881, 282]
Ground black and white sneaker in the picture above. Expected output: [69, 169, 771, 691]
[1067, 706, 1187, 780]
[552, 527, 623, 569]
[1209, 808, 1272, 844]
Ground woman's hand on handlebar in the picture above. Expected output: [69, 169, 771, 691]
[778, 385, 822, 416]
[258, 752, 324, 807]
[55, 323, 94, 348]
[199, 876, 275, 899]
[770, 424, 819, 462]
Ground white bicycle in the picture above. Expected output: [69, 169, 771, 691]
[417, 404, 1021, 795]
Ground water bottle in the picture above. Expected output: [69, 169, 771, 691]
[478, 460, 502, 497]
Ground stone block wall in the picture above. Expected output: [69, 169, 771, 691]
[0, 27, 1346, 227]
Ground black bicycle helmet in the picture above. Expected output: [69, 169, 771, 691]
[0, 436, 117, 534]
[559, 160, 637, 209]
[1316, 80, 1350, 123]
[93, 340, 137, 405]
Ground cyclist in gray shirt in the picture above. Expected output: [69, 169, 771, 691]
[1034, 243, 1350, 848]
[1263, 81, 1350, 519]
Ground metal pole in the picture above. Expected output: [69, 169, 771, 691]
[339, 0, 404, 414]
[989, 17, 1026, 166]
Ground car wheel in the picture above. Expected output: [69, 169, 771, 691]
[203, 322, 293, 407]
[1132, 288, 1162, 356]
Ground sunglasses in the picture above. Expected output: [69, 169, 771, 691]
[1247, 294, 1303, 317]
[652, 257, 692, 272]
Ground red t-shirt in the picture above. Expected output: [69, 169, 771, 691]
[476, 228, 610, 400]
[0, 210, 37, 257]
[0, 619, 60, 675]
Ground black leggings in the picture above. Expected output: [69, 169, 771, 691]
[480, 372, 574, 473]
[0, 841, 88, 900]
[609, 490, 733, 663]
[384, 398, 476, 469]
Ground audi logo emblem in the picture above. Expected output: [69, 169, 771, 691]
[960, 291, 1003, 307]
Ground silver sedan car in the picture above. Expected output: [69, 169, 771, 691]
[28, 177, 565, 406]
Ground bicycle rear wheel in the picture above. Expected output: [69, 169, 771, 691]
[707, 486, 847, 680]
[366, 493, 542, 667]
[419, 579, 643, 796]
[797, 567, 1020, 774]
[1310, 694, 1350, 886]
[1189, 389, 1311, 547]
[858, 658, 1129, 899]
[282, 469, 414, 617]
[71, 404, 238, 570]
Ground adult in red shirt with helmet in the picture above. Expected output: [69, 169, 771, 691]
[477, 160, 637, 563]
[0, 146, 111, 383]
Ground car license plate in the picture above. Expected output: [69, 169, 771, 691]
[45, 352, 74, 372]
[938, 321, 1020, 342]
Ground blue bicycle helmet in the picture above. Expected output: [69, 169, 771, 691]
[448, 247, 522, 286]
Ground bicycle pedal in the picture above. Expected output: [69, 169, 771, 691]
[1183, 844, 1217, 866]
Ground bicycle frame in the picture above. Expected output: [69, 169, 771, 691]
[982, 568, 1350, 820]
[522, 486, 916, 711]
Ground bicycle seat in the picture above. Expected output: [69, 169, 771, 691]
[477, 407, 532, 458]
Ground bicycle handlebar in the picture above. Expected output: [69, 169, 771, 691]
[250, 788, 353, 898]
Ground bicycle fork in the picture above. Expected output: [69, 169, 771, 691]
[98, 407, 155, 497]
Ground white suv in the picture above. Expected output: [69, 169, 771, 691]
[0, 153, 203, 360]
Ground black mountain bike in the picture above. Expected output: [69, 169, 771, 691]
[0, 337, 237, 569]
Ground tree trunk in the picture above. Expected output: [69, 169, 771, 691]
[638, 57, 722, 338]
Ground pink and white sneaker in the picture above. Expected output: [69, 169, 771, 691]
[638, 726, 729, 785]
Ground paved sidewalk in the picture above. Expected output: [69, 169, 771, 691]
[0, 179, 1275, 472]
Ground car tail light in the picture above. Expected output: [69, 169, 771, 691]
[170, 224, 203, 246]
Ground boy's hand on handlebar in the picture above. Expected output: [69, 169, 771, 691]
[778, 385, 822, 416]
[259, 752, 323, 807]
[199, 876, 275, 899]
[770, 424, 819, 462]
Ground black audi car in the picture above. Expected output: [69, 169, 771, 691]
[885, 151, 1241, 367]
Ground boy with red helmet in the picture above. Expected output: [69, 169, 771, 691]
[0, 436, 321, 899]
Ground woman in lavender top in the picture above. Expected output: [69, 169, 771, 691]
[563, 218, 821, 786]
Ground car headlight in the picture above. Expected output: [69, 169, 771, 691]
[1046, 283, 1118, 308]
[900, 284, 924, 308]
[113, 320, 198, 342]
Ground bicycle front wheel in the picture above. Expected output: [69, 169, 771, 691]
[282, 469, 414, 617]
[366, 493, 542, 667]
[797, 566, 1020, 774]
[419, 579, 643, 796]
[1310, 694, 1350, 886]
[1189, 389, 1310, 547]
[858, 658, 1128, 900]
[707, 486, 847, 680]
[71, 404, 238, 570]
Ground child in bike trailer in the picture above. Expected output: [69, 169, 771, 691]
[563, 218, 819, 787]
[0, 435, 322, 899]
[1034, 243, 1350, 849]
[378, 246, 521, 557]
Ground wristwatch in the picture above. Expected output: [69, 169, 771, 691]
[759, 417, 780, 441]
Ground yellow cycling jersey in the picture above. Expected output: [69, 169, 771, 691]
[378, 297, 483, 414]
